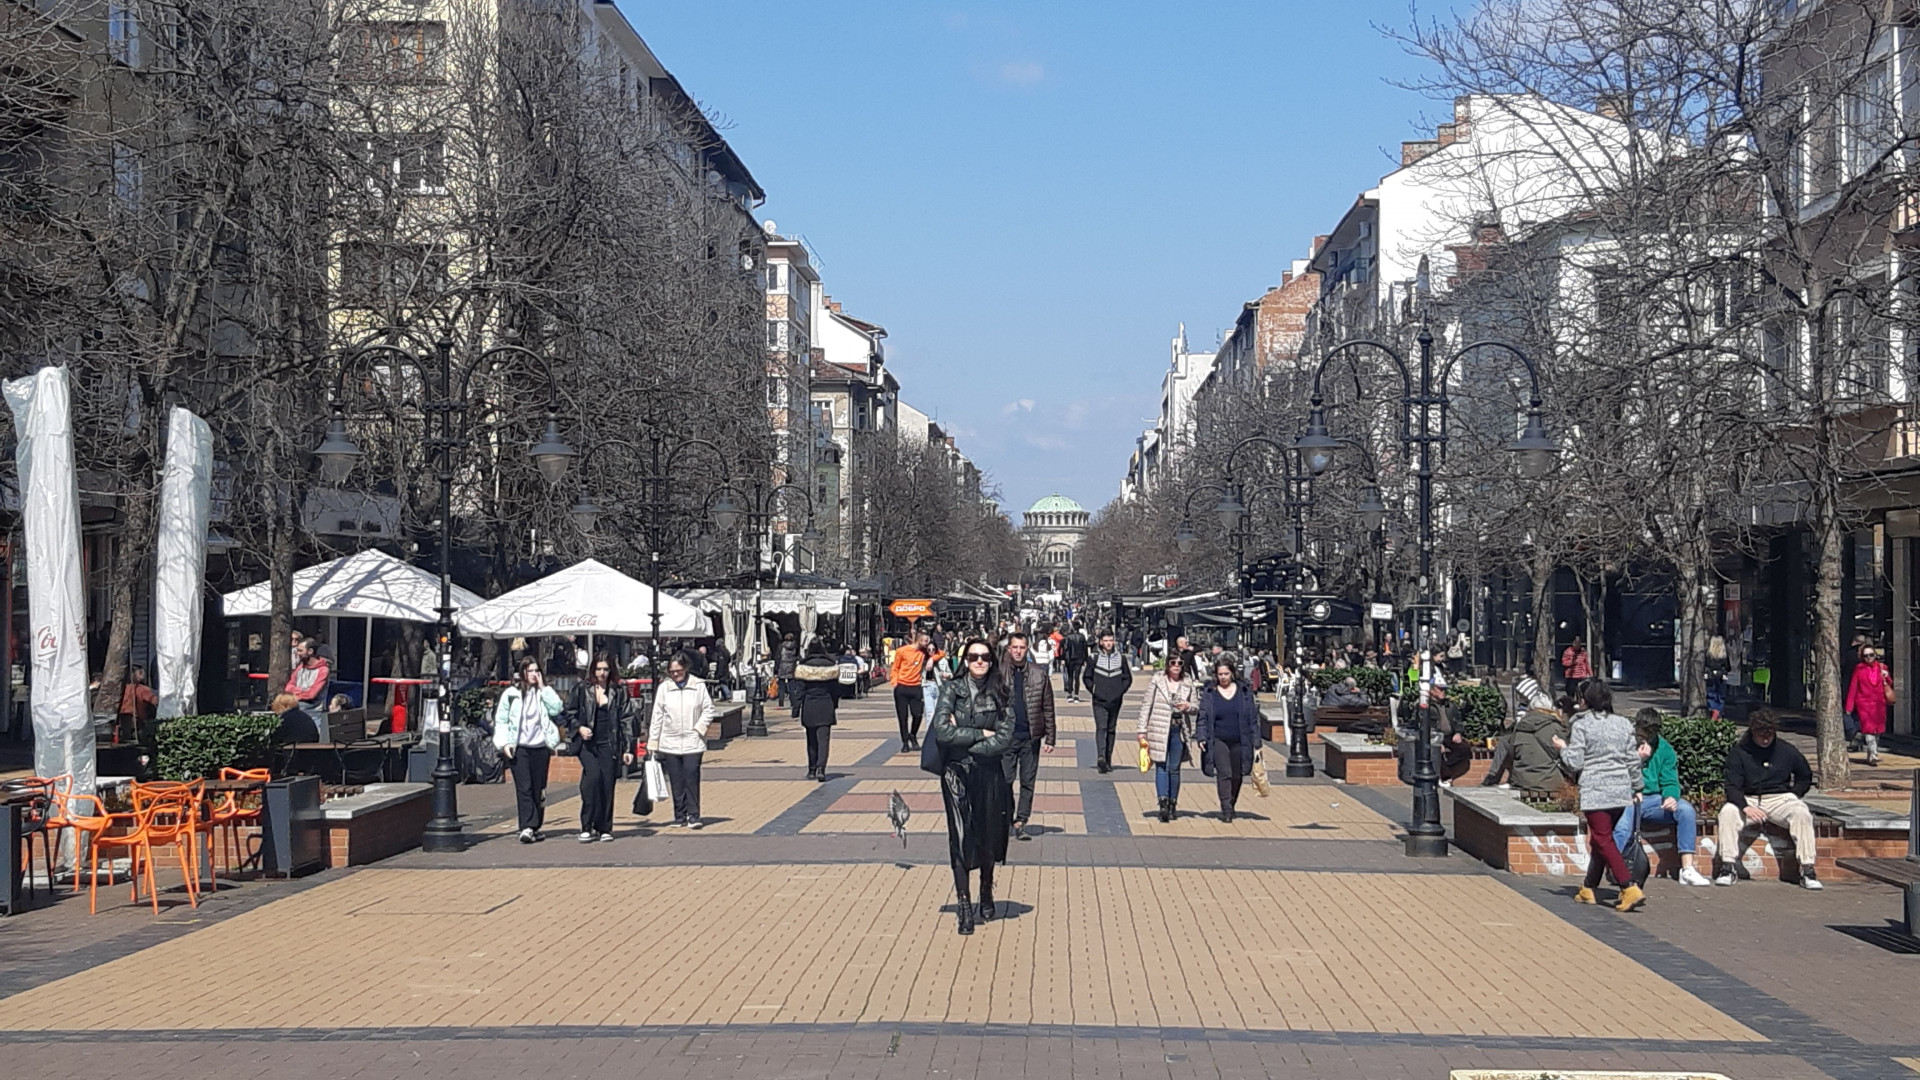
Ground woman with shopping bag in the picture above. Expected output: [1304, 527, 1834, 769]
[930, 637, 1016, 936]
[1137, 655, 1199, 821]
[567, 652, 635, 842]
[649, 652, 717, 828]
[1197, 657, 1262, 823]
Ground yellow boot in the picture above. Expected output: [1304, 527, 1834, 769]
[1615, 884, 1644, 912]
[1574, 887, 1596, 905]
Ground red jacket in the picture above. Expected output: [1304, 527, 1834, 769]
[1846, 661, 1891, 735]
[1560, 646, 1592, 680]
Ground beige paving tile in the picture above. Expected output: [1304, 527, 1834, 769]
[703, 737, 882, 768]
[0, 864, 1764, 1042]
[1114, 781, 1399, 840]
[479, 779, 816, 836]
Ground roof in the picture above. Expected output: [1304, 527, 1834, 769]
[1027, 494, 1086, 515]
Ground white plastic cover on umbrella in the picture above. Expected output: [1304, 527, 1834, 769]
[153, 407, 212, 718]
[221, 548, 483, 623]
[4, 367, 92, 797]
[456, 558, 706, 637]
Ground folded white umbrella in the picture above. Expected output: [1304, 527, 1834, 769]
[455, 558, 707, 638]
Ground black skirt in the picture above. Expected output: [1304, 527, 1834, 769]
[942, 754, 1012, 871]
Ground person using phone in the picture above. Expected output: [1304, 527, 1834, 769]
[494, 656, 563, 843]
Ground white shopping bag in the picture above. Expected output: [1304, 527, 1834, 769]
[645, 758, 671, 801]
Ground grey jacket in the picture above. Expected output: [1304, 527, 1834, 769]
[1559, 710, 1642, 811]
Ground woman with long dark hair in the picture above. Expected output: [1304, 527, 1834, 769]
[568, 651, 633, 842]
[1197, 657, 1261, 823]
[493, 655, 564, 844]
[929, 636, 1016, 935]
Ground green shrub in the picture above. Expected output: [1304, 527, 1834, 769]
[154, 713, 282, 780]
[1309, 666, 1397, 706]
[457, 686, 499, 728]
[1451, 683, 1507, 742]
[1660, 714, 1739, 799]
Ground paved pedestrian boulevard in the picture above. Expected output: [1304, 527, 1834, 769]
[0, 863, 1757, 1039]
[4, 690, 1915, 1080]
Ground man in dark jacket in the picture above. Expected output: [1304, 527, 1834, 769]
[1001, 631, 1056, 840]
[1084, 629, 1133, 773]
[1713, 710, 1820, 888]
[1059, 625, 1090, 703]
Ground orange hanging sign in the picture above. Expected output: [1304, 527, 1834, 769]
[888, 599, 934, 618]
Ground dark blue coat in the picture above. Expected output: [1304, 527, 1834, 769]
[1196, 683, 1262, 776]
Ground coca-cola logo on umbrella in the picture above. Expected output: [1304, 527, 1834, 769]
[557, 614, 599, 628]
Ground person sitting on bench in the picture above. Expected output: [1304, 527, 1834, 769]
[1320, 676, 1371, 709]
[1714, 709, 1821, 890]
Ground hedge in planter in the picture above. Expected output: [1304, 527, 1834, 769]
[155, 713, 282, 780]
[1308, 666, 1397, 706]
[1449, 683, 1506, 742]
[1660, 713, 1739, 799]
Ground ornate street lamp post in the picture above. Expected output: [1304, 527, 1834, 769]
[315, 332, 575, 853]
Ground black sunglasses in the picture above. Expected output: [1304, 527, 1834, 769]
[964, 652, 993, 662]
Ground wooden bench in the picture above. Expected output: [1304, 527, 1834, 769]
[1836, 769, 1920, 937]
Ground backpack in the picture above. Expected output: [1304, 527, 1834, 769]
[837, 658, 860, 686]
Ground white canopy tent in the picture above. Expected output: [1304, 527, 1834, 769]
[672, 586, 849, 662]
[456, 558, 707, 640]
[221, 548, 485, 705]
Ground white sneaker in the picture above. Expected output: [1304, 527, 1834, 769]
[1679, 867, 1711, 887]
[1801, 873, 1824, 891]
[687, 819, 704, 830]
[578, 831, 596, 843]
[1713, 871, 1736, 886]
[518, 828, 536, 844]
[598, 832, 615, 842]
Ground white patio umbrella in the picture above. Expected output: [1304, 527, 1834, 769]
[222, 548, 484, 706]
[455, 558, 707, 639]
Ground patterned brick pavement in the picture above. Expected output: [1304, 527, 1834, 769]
[1, 683, 1916, 1079]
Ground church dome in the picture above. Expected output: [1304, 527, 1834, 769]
[1026, 494, 1086, 516]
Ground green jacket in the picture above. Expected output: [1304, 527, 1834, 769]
[1641, 736, 1680, 799]
[931, 678, 1016, 760]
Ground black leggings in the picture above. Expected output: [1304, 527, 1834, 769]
[894, 685, 924, 742]
[1209, 736, 1244, 812]
[806, 726, 832, 773]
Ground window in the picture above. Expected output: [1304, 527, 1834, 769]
[111, 142, 143, 215]
[1761, 318, 1799, 409]
[338, 241, 450, 306]
[1845, 41, 1896, 181]
[341, 22, 446, 82]
[108, 2, 140, 66]
[765, 319, 785, 350]
[361, 134, 446, 196]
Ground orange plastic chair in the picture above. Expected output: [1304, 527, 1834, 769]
[105, 786, 201, 913]
[212, 769, 270, 873]
[50, 788, 111, 894]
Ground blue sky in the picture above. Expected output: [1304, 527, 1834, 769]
[617, 1, 1438, 518]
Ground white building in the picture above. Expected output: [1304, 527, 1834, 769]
[1023, 494, 1089, 587]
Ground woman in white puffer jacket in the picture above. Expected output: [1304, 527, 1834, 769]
[648, 651, 717, 828]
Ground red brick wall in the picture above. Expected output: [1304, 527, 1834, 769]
[325, 792, 433, 868]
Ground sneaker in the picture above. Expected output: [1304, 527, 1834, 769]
[1800, 870, 1823, 890]
[518, 828, 537, 844]
[1679, 867, 1712, 887]
[531, 830, 546, 842]
[663, 819, 686, 829]
[1713, 870, 1736, 886]
[578, 831, 596, 843]
[1438, 779, 1453, 789]
[687, 818, 704, 830]
[598, 832, 615, 842]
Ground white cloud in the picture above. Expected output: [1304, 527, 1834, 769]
[997, 61, 1045, 86]
[1000, 398, 1035, 415]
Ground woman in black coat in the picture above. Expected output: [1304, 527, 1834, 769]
[792, 641, 850, 782]
[928, 637, 1016, 935]
[566, 652, 634, 842]
[1196, 657, 1262, 823]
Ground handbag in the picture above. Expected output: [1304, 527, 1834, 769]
[1623, 806, 1651, 887]
[1250, 748, 1271, 797]
[644, 757, 670, 801]
[1885, 665, 1897, 705]
[919, 728, 946, 775]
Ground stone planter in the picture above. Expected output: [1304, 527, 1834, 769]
[1321, 732, 1396, 784]
[1447, 786, 1585, 873]
[321, 782, 432, 867]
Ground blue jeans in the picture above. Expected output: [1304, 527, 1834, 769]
[1155, 727, 1184, 800]
[1614, 794, 1697, 855]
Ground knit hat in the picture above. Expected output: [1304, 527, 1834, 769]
[1515, 676, 1553, 711]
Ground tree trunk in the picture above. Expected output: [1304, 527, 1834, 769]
[1676, 560, 1709, 716]
[92, 485, 156, 714]
[1530, 547, 1557, 691]
[1812, 504, 1850, 790]
[266, 515, 295, 697]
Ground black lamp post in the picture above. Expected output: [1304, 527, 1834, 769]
[315, 333, 575, 854]
[709, 479, 819, 737]
[566, 423, 730, 726]
[1172, 434, 1318, 780]
[1295, 314, 1556, 857]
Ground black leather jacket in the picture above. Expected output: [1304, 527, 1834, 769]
[566, 682, 634, 752]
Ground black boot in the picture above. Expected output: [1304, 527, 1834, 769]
[1158, 797, 1172, 823]
[1169, 796, 1178, 820]
[1221, 804, 1234, 824]
[978, 865, 997, 922]
[955, 882, 975, 935]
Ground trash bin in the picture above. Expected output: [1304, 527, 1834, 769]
[260, 775, 325, 877]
